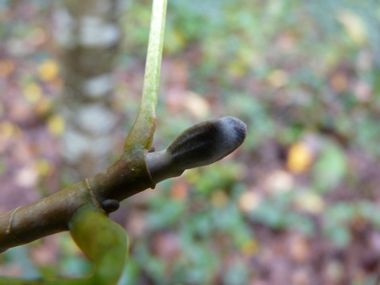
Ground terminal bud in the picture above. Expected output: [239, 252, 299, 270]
[146, 116, 247, 184]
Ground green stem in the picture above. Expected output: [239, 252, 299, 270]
[124, 0, 168, 152]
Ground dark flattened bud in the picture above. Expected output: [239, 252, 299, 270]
[146, 116, 247, 184]
[167, 116, 247, 169]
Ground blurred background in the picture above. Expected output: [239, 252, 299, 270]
[0, 0, 380, 284]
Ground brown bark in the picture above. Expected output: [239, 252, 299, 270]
[0, 150, 154, 253]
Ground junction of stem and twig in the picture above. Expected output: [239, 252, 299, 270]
[124, 0, 168, 153]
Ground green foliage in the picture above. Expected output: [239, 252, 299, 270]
[147, 197, 186, 230]
[324, 201, 380, 247]
[312, 140, 347, 192]
[1, 0, 380, 283]
[118, 0, 380, 282]
[191, 162, 244, 195]
[248, 192, 315, 235]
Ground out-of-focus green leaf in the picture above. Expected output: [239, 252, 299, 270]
[147, 198, 185, 230]
[248, 193, 291, 230]
[337, 9, 368, 46]
[180, 243, 218, 284]
[323, 203, 354, 247]
[313, 140, 347, 192]
[133, 243, 166, 285]
[325, 225, 351, 248]
[192, 162, 244, 195]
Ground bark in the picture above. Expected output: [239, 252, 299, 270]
[56, 0, 122, 179]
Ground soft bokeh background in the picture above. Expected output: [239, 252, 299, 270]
[1, 0, 380, 284]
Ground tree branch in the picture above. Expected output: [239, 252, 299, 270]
[0, 150, 152, 253]
[0, 116, 246, 253]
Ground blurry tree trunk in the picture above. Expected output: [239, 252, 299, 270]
[55, 0, 122, 180]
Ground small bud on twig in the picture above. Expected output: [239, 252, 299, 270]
[146, 116, 247, 184]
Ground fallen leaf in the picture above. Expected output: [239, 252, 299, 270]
[265, 170, 294, 193]
[0, 121, 19, 139]
[238, 190, 261, 212]
[337, 9, 368, 46]
[287, 142, 314, 173]
[211, 190, 229, 208]
[35, 159, 53, 176]
[38, 59, 60, 82]
[294, 191, 324, 214]
[268, 69, 289, 88]
[47, 114, 65, 137]
[24, 82, 43, 103]
[241, 239, 259, 256]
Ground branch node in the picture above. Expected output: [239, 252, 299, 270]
[6, 207, 20, 235]
[85, 178, 105, 213]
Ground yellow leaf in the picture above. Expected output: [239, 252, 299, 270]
[211, 190, 228, 208]
[38, 59, 60, 82]
[294, 192, 324, 214]
[164, 29, 186, 55]
[183, 168, 201, 184]
[337, 10, 368, 46]
[24, 82, 43, 103]
[241, 239, 259, 256]
[227, 60, 246, 78]
[287, 142, 313, 173]
[238, 191, 261, 212]
[35, 159, 53, 176]
[268, 69, 288, 88]
[47, 114, 65, 137]
[0, 121, 20, 139]
[35, 98, 53, 117]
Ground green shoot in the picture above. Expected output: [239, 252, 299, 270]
[124, 0, 168, 152]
